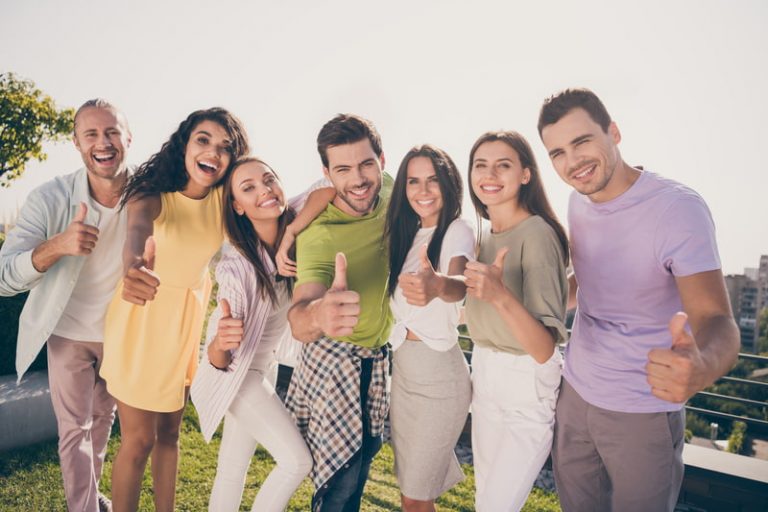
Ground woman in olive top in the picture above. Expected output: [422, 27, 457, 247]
[463, 131, 569, 512]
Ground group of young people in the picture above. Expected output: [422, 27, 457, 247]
[0, 88, 740, 512]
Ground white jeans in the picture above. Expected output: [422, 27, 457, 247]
[471, 345, 562, 512]
[209, 354, 312, 512]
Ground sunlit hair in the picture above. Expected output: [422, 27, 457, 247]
[73, 98, 130, 134]
[316, 113, 382, 168]
[467, 131, 569, 265]
[222, 157, 296, 304]
[121, 107, 249, 206]
[537, 88, 612, 136]
[385, 144, 462, 296]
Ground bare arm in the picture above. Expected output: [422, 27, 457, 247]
[567, 272, 577, 311]
[646, 269, 740, 403]
[277, 187, 336, 277]
[121, 195, 162, 305]
[287, 252, 360, 342]
[464, 248, 556, 363]
[399, 249, 468, 306]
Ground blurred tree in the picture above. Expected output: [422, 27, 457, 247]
[0, 73, 73, 186]
[757, 308, 768, 355]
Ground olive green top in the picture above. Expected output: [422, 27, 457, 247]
[466, 215, 568, 355]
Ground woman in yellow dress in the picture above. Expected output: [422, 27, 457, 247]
[101, 108, 249, 512]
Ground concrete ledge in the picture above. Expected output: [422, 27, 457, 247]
[0, 370, 57, 452]
[679, 444, 768, 511]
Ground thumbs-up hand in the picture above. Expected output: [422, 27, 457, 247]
[56, 202, 99, 257]
[464, 247, 509, 303]
[646, 312, 706, 403]
[314, 252, 360, 338]
[399, 244, 441, 306]
[122, 236, 161, 306]
[212, 298, 244, 352]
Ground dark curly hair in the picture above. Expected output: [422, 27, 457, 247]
[121, 107, 249, 206]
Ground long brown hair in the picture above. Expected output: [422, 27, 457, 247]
[384, 144, 463, 296]
[467, 131, 569, 265]
[222, 157, 295, 304]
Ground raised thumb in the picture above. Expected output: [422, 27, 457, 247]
[142, 236, 156, 271]
[419, 244, 434, 272]
[220, 298, 232, 318]
[331, 252, 348, 291]
[493, 247, 509, 269]
[73, 202, 88, 223]
[669, 312, 693, 348]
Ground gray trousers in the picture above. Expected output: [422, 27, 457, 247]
[47, 335, 116, 512]
[553, 379, 684, 512]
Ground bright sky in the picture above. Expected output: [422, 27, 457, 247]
[1, 0, 766, 275]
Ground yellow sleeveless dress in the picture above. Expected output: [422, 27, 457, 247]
[102, 188, 223, 412]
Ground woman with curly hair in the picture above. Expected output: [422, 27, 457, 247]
[384, 145, 474, 512]
[463, 131, 569, 511]
[100, 108, 249, 512]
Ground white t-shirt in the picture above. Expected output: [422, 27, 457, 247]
[388, 218, 475, 352]
[53, 197, 126, 342]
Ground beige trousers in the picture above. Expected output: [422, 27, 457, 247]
[47, 335, 116, 512]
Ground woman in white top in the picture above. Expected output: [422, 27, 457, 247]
[190, 157, 332, 512]
[384, 145, 474, 512]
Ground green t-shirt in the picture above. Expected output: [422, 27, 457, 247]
[466, 215, 568, 355]
[295, 173, 394, 348]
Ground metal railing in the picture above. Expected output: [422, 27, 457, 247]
[457, 335, 768, 432]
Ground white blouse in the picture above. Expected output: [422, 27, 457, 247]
[388, 218, 475, 352]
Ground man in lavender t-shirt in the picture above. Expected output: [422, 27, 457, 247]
[537, 88, 740, 512]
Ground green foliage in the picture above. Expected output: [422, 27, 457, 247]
[727, 421, 747, 454]
[0, 406, 560, 511]
[686, 411, 712, 438]
[757, 308, 768, 355]
[0, 72, 74, 185]
[0, 293, 45, 376]
[684, 428, 693, 443]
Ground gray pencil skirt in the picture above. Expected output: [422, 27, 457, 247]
[389, 340, 472, 500]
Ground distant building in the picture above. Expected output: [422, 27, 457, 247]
[726, 255, 768, 353]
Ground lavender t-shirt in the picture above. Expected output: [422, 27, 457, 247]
[564, 170, 721, 413]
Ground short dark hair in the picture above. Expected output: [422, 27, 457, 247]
[317, 114, 382, 168]
[537, 88, 612, 136]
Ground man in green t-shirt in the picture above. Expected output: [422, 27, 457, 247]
[286, 114, 393, 512]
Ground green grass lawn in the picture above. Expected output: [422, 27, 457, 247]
[0, 405, 560, 511]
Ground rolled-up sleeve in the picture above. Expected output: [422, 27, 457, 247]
[522, 228, 568, 344]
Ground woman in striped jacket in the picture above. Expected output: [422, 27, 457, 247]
[191, 156, 331, 512]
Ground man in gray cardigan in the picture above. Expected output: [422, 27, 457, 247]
[0, 99, 132, 512]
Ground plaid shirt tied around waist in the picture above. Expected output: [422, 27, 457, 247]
[285, 336, 389, 490]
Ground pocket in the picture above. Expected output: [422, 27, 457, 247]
[534, 350, 563, 405]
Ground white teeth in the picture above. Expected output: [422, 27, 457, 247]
[416, 199, 435, 205]
[199, 161, 217, 172]
[481, 185, 501, 192]
[574, 165, 595, 179]
[260, 199, 277, 207]
[93, 152, 116, 162]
